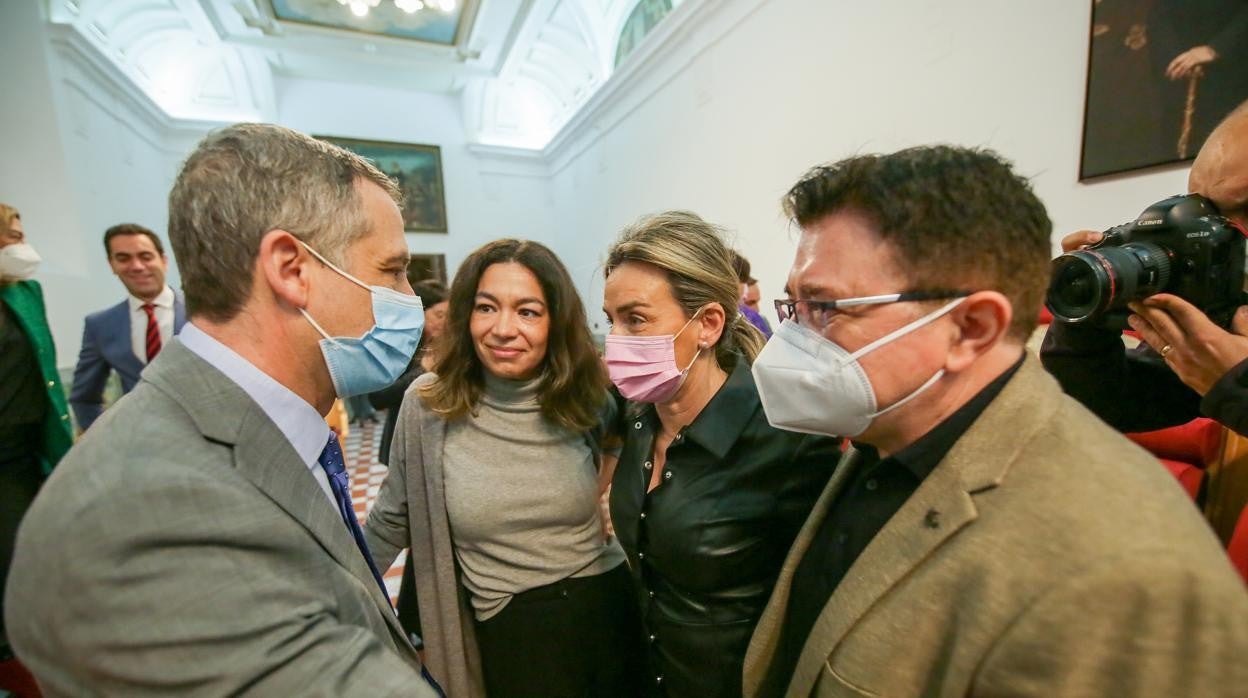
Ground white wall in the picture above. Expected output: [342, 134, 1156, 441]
[0, 0, 198, 368]
[546, 0, 1192, 329]
[276, 76, 557, 280]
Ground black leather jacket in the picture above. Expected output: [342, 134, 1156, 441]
[610, 359, 838, 698]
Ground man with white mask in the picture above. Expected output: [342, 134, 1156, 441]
[0, 203, 72, 663]
[743, 146, 1248, 697]
[4, 125, 442, 696]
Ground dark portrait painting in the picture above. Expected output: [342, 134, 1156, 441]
[318, 136, 448, 233]
[1080, 0, 1248, 180]
[407, 253, 447, 286]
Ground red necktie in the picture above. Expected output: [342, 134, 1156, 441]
[142, 303, 162, 361]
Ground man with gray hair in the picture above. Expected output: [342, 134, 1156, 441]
[4, 123, 441, 696]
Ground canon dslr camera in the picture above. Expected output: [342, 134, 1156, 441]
[1046, 194, 1247, 329]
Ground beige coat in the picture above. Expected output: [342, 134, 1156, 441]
[365, 372, 488, 698]
[743, 355, 1248, 697]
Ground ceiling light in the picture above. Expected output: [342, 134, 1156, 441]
[337, 0, 440, 17]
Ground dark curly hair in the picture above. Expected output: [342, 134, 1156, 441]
[783, 145, 1052, 341]
[420, 239, 607, 432]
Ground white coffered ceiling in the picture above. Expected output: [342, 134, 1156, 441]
[43, 0, 682, 149]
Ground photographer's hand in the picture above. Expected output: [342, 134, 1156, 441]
[1060, 230, 1103, 253]
[1127, 294, 1248, 395]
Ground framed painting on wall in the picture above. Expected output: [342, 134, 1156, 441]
[318, 136, 448, 233]
[407, 253, 448, 287]
[1079, 0, 1248, 180]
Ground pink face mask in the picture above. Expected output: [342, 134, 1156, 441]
[605, 310, 704, 403]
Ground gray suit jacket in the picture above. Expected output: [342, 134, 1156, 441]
[70, 292, 187, 430]
[743, 355, 1248, 697]
[5, 340, 438, 697]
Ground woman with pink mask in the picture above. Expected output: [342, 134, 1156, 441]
[602, 211, 838, 698]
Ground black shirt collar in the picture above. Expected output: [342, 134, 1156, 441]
[635, 356, 759, 460]
[855, 355, 1025, 482]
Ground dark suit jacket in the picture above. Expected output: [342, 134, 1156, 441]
[69, 292, 186, 429]
[744, 355, 1248, 697]
[5, 340, 438, 696]
[368, 353, 426, 465]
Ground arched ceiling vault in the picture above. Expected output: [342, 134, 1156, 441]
[45, 0, 685, 150]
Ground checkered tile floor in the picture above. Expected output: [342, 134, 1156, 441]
[342, 416, 406, 601]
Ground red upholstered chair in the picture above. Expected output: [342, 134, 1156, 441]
[1126, 419, 1223, 502]
[0, 657, 41, 697]
[1155, 459, 1207, 501]
[1228, 504, 1248, 584]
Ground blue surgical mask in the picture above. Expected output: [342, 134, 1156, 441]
[298, 242, 425, 398]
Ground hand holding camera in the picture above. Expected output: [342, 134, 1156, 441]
[1124, 295, 1248, 395]
[1057, 229, 1105, 253]
[1047, 194, 1248, 395]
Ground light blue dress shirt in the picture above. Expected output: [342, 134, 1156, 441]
[179, 322, 336, 504]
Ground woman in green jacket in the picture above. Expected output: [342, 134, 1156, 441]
[1, 203, 72, 657]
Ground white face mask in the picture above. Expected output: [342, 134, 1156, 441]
[751, 298, 965, 438]
[0, 243, 41, 281]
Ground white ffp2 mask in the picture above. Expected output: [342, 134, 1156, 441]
[750, 298, 965, 438]
[0, 243, 41, 281]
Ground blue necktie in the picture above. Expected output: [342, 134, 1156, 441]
[318, 434, 446, 697]
[317, 434, 391, 599]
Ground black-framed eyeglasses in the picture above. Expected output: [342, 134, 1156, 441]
[774, 290, 972, 332]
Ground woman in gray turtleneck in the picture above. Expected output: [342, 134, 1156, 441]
[364, 239, 642, 698]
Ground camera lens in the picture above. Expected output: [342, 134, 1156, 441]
[1046, 242, 1172, 322]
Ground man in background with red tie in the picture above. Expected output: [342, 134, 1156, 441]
[69, 223, 185, 431]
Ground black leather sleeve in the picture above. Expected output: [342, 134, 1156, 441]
[1200, 357, 1248, 436]
[1039, 321, 1201, 432]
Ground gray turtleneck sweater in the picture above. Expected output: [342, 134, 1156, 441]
[442, 373, 625, 620]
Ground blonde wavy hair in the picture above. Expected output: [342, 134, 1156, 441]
[0, 204, 19, 231]
[605, 210, 764, 370]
